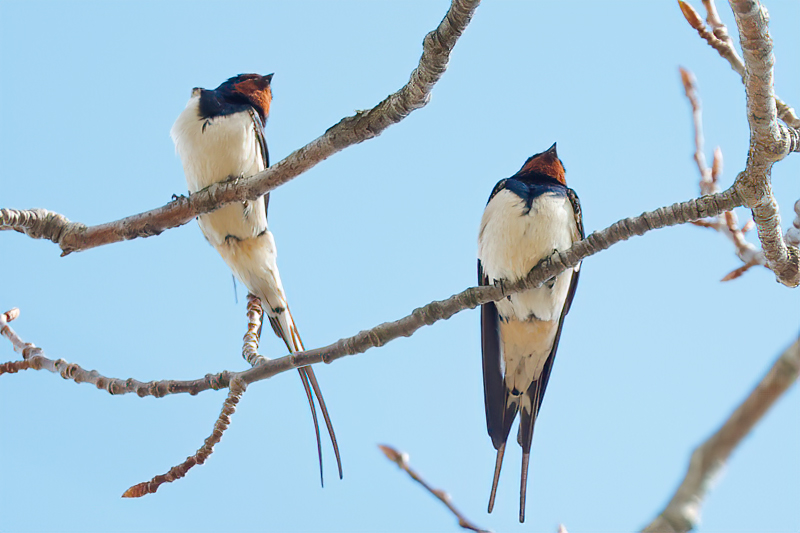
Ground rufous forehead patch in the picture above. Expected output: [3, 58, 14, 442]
[520, 153, 566, 184]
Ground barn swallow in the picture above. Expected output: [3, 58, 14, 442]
[170, 73, 342, 485]
[477, 143, 583, 522]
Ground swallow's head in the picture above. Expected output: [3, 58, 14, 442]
[517, 143, 566, 185]
[200, 73, 274, 123]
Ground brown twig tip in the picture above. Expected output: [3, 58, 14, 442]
[678, 66, 695, 91]
[2, 308, 20, 322]
[378, 444, 408, 466]
[711, 147, 723, 181]
[679, 1, 704, 30]
[121, 482, 150, 498]
[721, 261, 757, 281]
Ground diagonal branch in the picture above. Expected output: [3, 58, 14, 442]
[728, 0, 800, 287]
[0, 0, 481, 257]
[641, 334, 800, 533]
[122, 378, 248, 498]
[379, 444, 490, 533]
[3, 188, 744, 397]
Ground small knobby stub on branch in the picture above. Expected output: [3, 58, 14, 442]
[641, 334, 800, 533]
[0, 0, 482, 257]
[378, 444, 491, 533]
[121, 378, 248, 498]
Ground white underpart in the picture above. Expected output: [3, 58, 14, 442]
[478, 188, 580, 396]
[171, 96, 290, 319]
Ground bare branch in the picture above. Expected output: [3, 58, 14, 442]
[729, 0, 800, 286]
[0, 308, 230, 394]
[242, 295, 267, 367]
[3, 188, 744, 399]
[641, 334, 800, 533]
[680, 67, 766, 279]
[379, 444, 490, 533]
[0, 0, 481, 256]
[122, 378, 247, 498]
[679, 0, 800, 128]
[679, 67, 713, 188]
[719, 259, 758, 281]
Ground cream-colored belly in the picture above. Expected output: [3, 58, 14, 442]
[478, 188, 579, 389]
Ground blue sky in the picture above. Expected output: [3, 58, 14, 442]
[1, 1, 798, 532]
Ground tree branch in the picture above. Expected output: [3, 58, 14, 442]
[678, 0, 800, 129]
[2, 188, 744, 397]
[680, 66, 766, 280]
[641, 334, 800, 533]
[728, 0, 800, 287]
[122, 378, 248, 498]
[0, 308, 230, 395]
[379, 444, 490, 533]
[0, 0, 481, 257]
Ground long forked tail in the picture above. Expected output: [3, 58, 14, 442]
[268, 307, 343, 486]
[487, 442, 506, 513]
[519, 451, 530, 523]
[517, 380, 545, 523]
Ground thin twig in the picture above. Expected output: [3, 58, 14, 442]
[678, 0, 800, 128]
[122, 378, 247, 498]
[641, 334, 800, 532]
[0, 0, 481, 256]
[119, 298, 269, 497]
[679, 67, 713, 188]
[379, 444, 490, 533]
[1, 188, 745, 398]
[679, 66, 766, 280]
[0, 309, 230, 393]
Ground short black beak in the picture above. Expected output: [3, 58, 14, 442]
[547, 142, 558, 155]
[264, 73, 274, 83]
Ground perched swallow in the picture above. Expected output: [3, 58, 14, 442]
[477, 143, 583, 522]
[171, 73, 342, 485]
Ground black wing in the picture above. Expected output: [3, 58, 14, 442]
[563, 187, 583, 314]
[486, 178, 508, 205]
[248, 107, 270, 216]
[480, 259, 516, 450]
